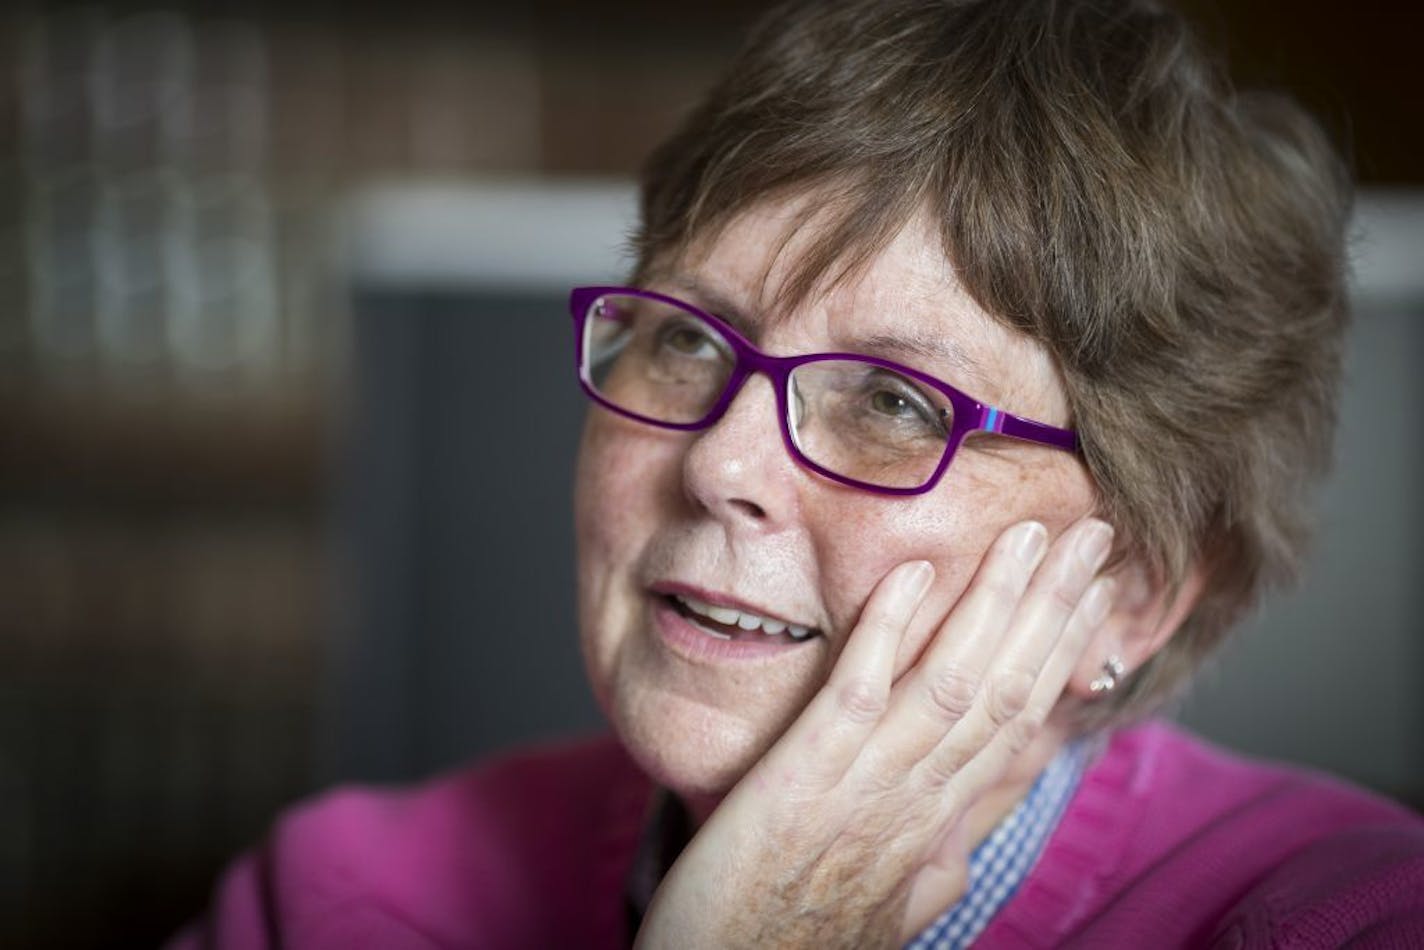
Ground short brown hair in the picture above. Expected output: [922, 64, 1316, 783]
[633, 0, 1353, 731]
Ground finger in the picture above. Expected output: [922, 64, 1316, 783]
[772, 560, 935, 785]
[870, 521, 1048, 771]
[886, 573, 1107, 944]
[929, 576, 1114, 829]
[1027, 574, 1114, 718]
[923, 522, 1113, 788]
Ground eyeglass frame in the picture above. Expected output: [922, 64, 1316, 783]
[569, 285, 1079, 497]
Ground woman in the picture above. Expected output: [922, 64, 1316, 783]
[178, 0, 1424, 946]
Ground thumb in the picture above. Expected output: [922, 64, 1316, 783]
[899, 817, 971, 941]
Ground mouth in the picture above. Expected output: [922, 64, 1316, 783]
[659, 591, 823, 645]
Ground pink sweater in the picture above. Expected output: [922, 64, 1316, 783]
[174, 722, 1424, 947]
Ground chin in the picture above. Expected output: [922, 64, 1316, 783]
[610, 682, 775, 800]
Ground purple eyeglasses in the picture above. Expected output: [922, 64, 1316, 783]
[569, 286, 1078, 496]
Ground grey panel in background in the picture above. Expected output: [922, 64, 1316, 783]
[1175, 307, 1424, 801]
[330, 290, 602, 783]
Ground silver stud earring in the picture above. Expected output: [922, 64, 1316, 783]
[1089, 655, 1127, 695]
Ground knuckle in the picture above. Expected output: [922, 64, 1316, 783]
[979, 569, 1024, 607]
[983, 669, 1036, 727]
[836, 677, 888, 724]
[862, 611, 900, 642]
[861, 757, 906, 796]
[1001, 710, 1046, 753]
[1019, 698, 1053, 732]
[1049, 580, 1082, 614]
[925, 665, 979, 721]
[921, 745, 972, 786]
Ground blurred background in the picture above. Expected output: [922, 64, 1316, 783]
[1, 1, 1421, 946]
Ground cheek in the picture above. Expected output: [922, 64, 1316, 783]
[575, 415, 678, 562]
[573, 417, 683, 688]
[809, 453, 1096, 672]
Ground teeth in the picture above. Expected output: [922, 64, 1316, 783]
[706, 605, 740, 625]
[674, 595, 813, 639]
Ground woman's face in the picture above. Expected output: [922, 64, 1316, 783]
[574, 198, 1097, 801]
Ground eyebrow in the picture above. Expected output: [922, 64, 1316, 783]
[661, 277, 758, 337]
[659, 275, 988, 386]
[854, 329, 987, 385]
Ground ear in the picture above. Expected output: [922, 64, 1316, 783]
[1066, 554, 1208, 700]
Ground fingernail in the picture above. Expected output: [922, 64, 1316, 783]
[1082, 577, 1114, 627]
[1076, 521, 1114, 571]
[898, 560, 935, 602]
[1008, 521, 1047, 567]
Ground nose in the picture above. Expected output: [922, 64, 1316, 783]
[681, 373, 800, 532]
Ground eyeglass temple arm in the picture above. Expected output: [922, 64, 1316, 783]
[979, 406, 1080, 452]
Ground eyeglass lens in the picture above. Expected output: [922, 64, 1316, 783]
[582, 292, 955, 490]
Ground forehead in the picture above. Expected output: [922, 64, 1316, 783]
[648, 195, 1070, 424]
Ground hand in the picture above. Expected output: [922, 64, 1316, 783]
[634, 517, 1116, 949]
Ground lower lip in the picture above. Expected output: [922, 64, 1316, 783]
[651, 597, 818, 663]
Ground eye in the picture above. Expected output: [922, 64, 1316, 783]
[870, 389, 919, 418]
[657, 319, 724, 358]
[865, 377, 942, 430]
[667, 327, 708, 352]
